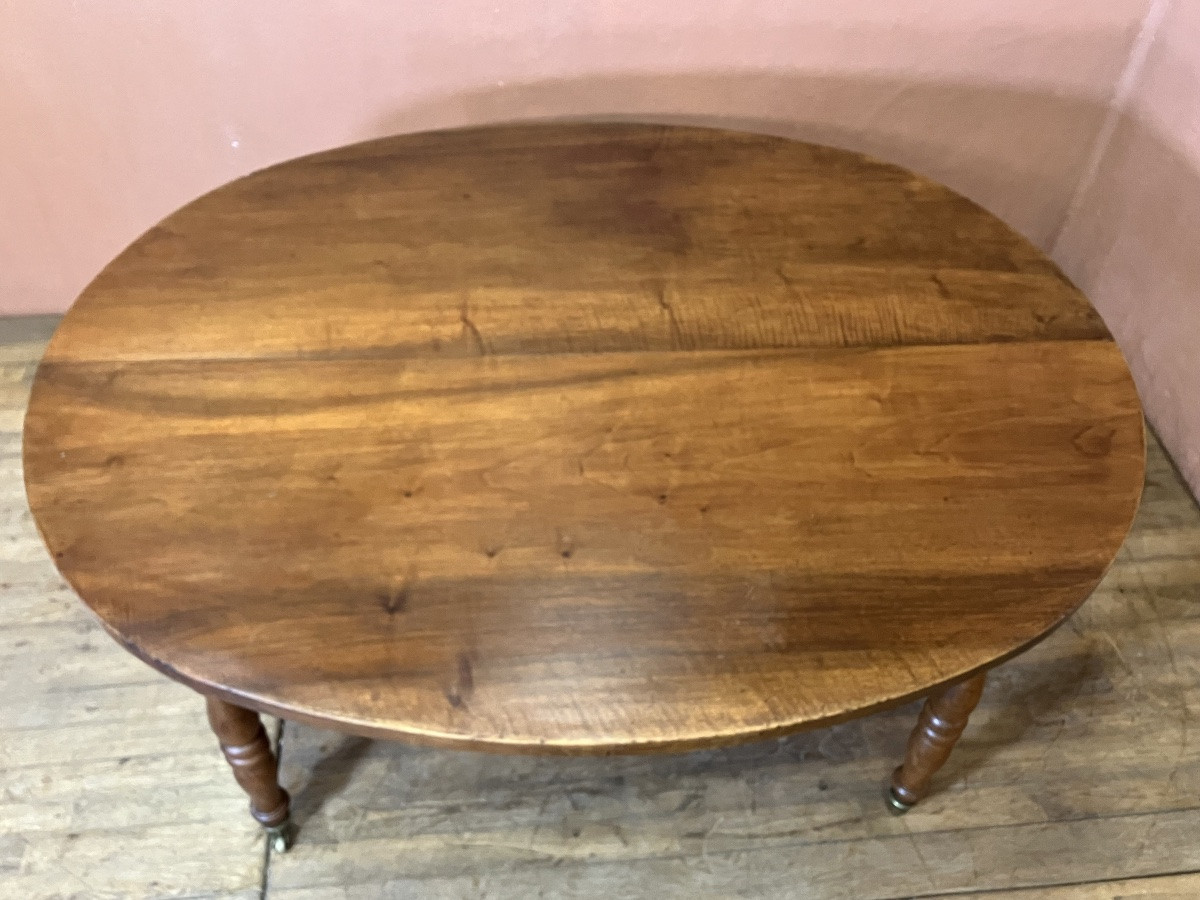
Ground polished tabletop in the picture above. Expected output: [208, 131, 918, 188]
[23, 123, 1145, 753]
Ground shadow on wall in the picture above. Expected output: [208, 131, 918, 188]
[365, 72, 1200, 498]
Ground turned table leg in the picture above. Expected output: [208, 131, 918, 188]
[888, 671, 987, 813]
[205, 696, 294, 850]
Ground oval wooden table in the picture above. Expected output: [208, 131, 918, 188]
[23, 123, 1146, 850]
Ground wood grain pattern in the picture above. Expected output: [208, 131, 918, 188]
[36, 125, 1106, 365]
[4, 319, 1197, 898]
[21, 123, 1145, 754]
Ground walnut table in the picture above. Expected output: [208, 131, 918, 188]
[22, 123, 1146, 850]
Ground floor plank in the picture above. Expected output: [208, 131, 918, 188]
[0, 314, 58, 363]
[947, 871, 1200, 898]
[3, 316, 1199, 899]
[0, 321, 268, 899]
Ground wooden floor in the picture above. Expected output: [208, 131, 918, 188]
[2, 314, 1198, 899]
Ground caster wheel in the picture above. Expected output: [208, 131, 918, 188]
[267, 820, 295, 852]
[885, 786, 915, 815]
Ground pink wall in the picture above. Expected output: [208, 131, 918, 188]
[1055, 0, 1200, 496]
[2, 2, 1195, 493]
[0, 1, 1151, 314]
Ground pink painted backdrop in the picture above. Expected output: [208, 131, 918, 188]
[2, 1, 1195, 493]
[1055, 0, 1200, 496]
[0, 1, 1151, 313]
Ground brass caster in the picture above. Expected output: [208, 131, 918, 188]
[886, 785, 915, 815]
[266, 819, 295, 853]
